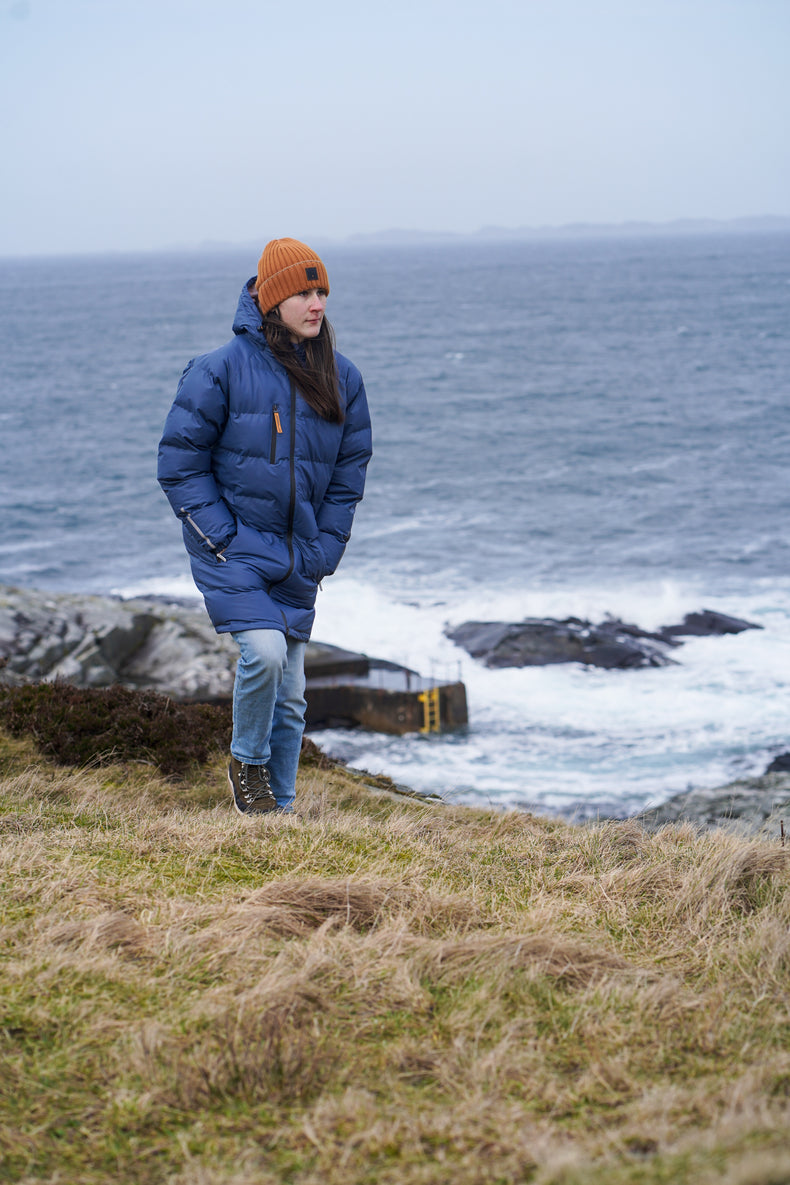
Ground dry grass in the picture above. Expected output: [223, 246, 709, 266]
[0, 732, 789, 1183]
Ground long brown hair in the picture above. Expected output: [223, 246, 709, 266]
[261, 308, 343, 423]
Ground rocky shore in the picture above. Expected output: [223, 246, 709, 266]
[1, 584, 786, 836]
[0, 583, 467, 735]
[0, 584, 239, 699]
[635, 770, 790, 840]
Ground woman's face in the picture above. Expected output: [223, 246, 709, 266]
[277, 288, 328, 342]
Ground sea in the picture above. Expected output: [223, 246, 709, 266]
[1, 232, 789, 819]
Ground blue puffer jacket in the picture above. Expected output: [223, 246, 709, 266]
[157, 282, 372, 640]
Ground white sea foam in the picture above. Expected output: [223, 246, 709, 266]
[311, 574, 790, 816]
[110, 572, 200, 602]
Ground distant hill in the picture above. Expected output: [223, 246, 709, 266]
[344, 215, 790, 246]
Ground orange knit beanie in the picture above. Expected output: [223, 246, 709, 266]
[256, 238, 330, 314]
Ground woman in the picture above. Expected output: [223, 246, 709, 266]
[158, 238, 372, 814]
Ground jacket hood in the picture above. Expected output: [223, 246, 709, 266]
[232, 280, 267, 344]
[231, 280, 310, 365]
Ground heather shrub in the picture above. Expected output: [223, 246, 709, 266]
[0, 681, 232, 777]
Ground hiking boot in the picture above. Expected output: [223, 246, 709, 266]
[228, 756, 277, 814]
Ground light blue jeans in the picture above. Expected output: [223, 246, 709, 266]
[229, 629, 307, 813]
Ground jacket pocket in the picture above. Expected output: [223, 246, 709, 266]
[180, 508, 235, 563]
[225, 521, 292, 584]
[295, 536, 328, 585]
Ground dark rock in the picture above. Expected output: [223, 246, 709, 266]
[445, 617, 676, 670]
[447, 607, 763, 671]
[98, 615, 159, 669]
[765, 752, 790, 774]
[658, 609, 762, 639]
[634, 773, 790, 837]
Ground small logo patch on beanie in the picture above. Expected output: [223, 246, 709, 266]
[305, 266, 318, 281]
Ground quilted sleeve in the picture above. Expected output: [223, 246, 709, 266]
[157, 356, 238, 553]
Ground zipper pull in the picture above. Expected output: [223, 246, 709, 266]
[270, 405, 283, 464]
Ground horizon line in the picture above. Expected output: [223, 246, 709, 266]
[3, 213, 790, 262]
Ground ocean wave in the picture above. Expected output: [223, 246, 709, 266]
[310, 574, 790, 814]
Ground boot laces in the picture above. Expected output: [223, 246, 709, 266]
[240, 763, 274, 805]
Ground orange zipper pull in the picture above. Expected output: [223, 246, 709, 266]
[273, 409, 283, 433]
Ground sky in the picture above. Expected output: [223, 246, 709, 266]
[1, 0, 789, 256]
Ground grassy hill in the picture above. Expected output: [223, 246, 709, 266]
[1, 717, 789, 1184]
